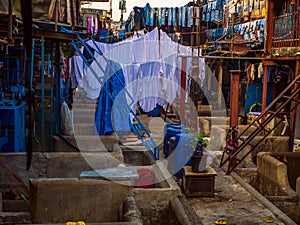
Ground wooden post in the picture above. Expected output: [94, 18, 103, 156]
[218, 60, 223, 109]
[8, 0, 13, 42]
[265, 0, 274, 55]
[191, 56, 199, 131]
[230, 70, 240, 127]
[180, 57, 187, 125]
[262, 60, 277, 135]
[290, 59, 300, 151]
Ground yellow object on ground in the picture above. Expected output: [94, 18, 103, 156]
[263, 217, 273, 223]
[215, 220, 227, 225]
[66, 222, 86, 225]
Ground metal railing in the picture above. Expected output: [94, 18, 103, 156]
[272, 10, 300, 48]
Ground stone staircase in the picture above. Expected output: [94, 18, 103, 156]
[0, 190, 31, 224]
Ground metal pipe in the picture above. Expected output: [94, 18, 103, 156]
[180, 57, 187, 125]
[230, 171, 297, 225]
[55, 41, 62, 134]
[265, 195, 299, 202]
[41, 37, 45, 150]
[50, 42, 54, 151]
[179, 55, 265, 60]
[169, 197, 194, 225]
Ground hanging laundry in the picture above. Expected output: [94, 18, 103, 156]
[249, 0, 254, 12]
[168, 8, 172, 26]
[206, 3, 211, 22]
[202, 4, 207, 22]
[172, 7, 177, 27]
[161, 8, 166, 26]
[195, 6, 200, 26]
[187, 7, 192, 28]
[94, 16, 98, 35]
[181, 7, 186, 27]
[250, 64, 256, 81]
[69, 55, 84, 89]
[95, 60, 131, 135]
[149, 8, 155, 27]
[144, 3, 151, 26]
[258, 62, 263, 79]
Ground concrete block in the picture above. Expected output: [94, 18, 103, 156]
[257, 152, 296, 196]
[296, 177, 300, 199]
[74, 123, 96, 135]
[3, 200, 28, 212]
[53, 135, 118, 152]
[0, 193, 2, 212]
[46, 153, 122, 178]
[199, 118, 210, 136]
[208, 126, 226, 151]
[30, 178, 131, 223]
[133, 163, 181, 225]
[0, 212, 31, 224]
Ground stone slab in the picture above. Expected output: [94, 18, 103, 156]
[80, 167, 139, 180]
[30, 178, 131, 223]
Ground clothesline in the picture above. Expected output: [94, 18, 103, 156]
[70, 28, 206, 113]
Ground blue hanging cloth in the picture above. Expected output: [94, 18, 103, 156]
[95, 61, 131, 135]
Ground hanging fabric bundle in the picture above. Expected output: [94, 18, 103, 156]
[224, 126, 239, 155]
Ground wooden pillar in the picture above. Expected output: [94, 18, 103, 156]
[265, 0, 274, 55]
[180, 57, 187, 125]
[262, 60, 277, 135]
[218, 60, 223, 109]
[230, 70, 240, 127]
[290, 59, 300, 151]
[262, 64, 269, 112]
[8, 0, 13, 42]
[191, 56, 199, 131]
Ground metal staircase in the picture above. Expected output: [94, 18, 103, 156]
[61, 27, 160, 160]
[220, 74, 300, 174]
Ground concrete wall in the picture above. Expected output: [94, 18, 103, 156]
[30, 178, 131, 223]
[52, 135, 119, 152]
[0, 152, 123, 192]
[133, 163, 181, 225]
[257, 152, 296, 196]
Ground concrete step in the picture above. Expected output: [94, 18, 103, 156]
[72, 103, 97, 109]
[53, 135, 119, 152]
[2, 200, 29, 212]
[73, 98, 97, 105]
[0, 212, 31, 224]
[73, 114, 95, 124]
[74, 123, 96, 135]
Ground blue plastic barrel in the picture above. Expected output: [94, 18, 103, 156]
[170, 133, 195, 178]
[163, 123, 185, 157]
